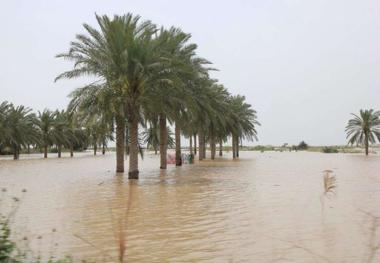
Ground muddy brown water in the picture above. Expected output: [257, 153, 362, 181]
[1, 151, 380, 262]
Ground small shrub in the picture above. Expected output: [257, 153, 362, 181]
[298, 141, 308, 150]
[322, 146, 339, 153]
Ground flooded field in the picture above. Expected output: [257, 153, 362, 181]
[1, 151, 380, 262]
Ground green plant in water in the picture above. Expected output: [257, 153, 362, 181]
[322, 147, 339, 153]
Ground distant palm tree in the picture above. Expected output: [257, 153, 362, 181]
[346, 109, 380, 155]
[0, 102, 11, 146]
[1, 103, 39, 159]
[36, 110, 56, 158]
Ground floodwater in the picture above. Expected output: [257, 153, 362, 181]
[1, 151, 380, 262]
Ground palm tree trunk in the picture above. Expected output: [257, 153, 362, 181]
[211, 138, 216, 160]
[198, 130, 204, 161]
[203, 135, 206, 159]
[365, 133, 369, 156]
[44, 145, 48, 158]
[232, 136, 236, 159]
[125, 123, 130, 156]
[102, 142, 106, 155]
[93, 144, 97, 156]
[194, 134, 197, 155]
[58, 145, 62, 158]
[236, 136, 239, 158]
[13, 145, 18, 160]
[27, 144, 30, 154]
[154, 147, 158, 155]
[116, 116, 125, 173]
[189, 135, 193, 154]
[128, 117, 139, 179]
[219, 139, 223, 156]
[159, 114, 167, 169]
[175, 122, 182, 166]
[70, 145, 74, 157]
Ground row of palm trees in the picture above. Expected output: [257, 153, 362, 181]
[0, 102, 112, 159]
[55, 13, 260, 179]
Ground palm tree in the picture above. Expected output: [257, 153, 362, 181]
[142, 119, 159, 154]
[56, 14, 158, 178]
[53, 110, 71, 158]
[0, 102, 11, 150]
[142, 27, 201, 168]
[227, 95, 260, 159]
[1, 103, 39, 160]
[346, 109, 380, 155]
[36, 109, 56, 158]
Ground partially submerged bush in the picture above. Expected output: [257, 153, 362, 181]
[322, 146, 339, 153]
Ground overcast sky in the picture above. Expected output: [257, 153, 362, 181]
[1, 0, 379, 145]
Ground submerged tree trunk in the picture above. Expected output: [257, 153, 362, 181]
[219, 139, 223, 156]
[13, 145, 19, 160]
[199, 130, 204, 161]
[194, 134, 197, 155]
[58, 145, 62, 158]
[210, 134, 216, 160]
[128, 117, 139, 179]
[175, 123, 182, 166]
[189, 135, 193, 155]
[93, 144, 97, 156]
[44, 145, 48, 158]
[236, 136, 240, 158]
[102, 142, 106, 155]
[159, 114, 167, 169]
[203, 135, 206, 159]
[116, 116, 125, 173]
[232, 136, 236, 159]
[125, 123, 130, 156]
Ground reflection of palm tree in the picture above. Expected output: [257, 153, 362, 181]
[346, 109, 380, 155]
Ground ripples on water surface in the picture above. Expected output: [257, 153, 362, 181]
[1, 151, 380, 262]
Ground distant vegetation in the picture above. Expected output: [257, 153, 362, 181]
[322, 146, 339, 153]
[297, 141, 309, 150]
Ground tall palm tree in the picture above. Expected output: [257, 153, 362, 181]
[346, 109, 380, 155]
[142, 27, 200, 168]
[56, 14, 158, 178]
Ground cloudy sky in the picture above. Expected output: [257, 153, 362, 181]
[1, 0, 379, 145]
